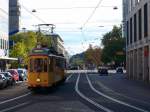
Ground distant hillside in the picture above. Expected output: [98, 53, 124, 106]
[70, 52, 85, 66]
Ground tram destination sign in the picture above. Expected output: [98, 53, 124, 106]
[32, 49, 49, 54]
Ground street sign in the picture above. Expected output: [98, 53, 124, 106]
[116, 51, 124, 55]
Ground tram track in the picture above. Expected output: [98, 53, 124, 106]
[75, 73, 149, 112]
[86, 73, 149, 112]
[88, 74, 150, 110]
[75, 74, 113, 112]
[0, 92, 32, 112]
[66, 74, 73, 82]
[0, 73, 149, 112]
[0, 74, 74, 112]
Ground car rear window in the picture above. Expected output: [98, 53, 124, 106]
[18, 70, 23, 74]
[8, 70, 17, 75]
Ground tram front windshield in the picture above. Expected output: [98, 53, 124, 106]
[34, 59, 43, 72]
[30, 58, 47, 72]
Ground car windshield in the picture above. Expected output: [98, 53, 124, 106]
[118, 68, 122, 70]
[18, 70, 23, 74]
[2, 73, 8, 77]
[8, 70, 14, 74]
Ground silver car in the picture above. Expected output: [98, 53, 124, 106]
[0, 74, 7, 88]
[2, 72, 14, 86]
[17, 69, 27, 81]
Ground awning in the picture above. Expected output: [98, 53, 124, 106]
[0, 57, 18, 61]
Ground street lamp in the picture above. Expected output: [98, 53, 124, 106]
[98, 26, 104, 28]
[32, 9, 37, 13]
[113, 6, 118, 10]
[22, 27, 26, 33]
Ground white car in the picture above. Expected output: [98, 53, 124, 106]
[116, 67, 124, 74]
[17, 69, 27, 81]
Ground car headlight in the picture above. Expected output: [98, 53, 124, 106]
[21, 73, 24, 77]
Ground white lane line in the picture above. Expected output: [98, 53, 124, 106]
[66, 74, 73, 82]
[86, 74, 149, 112]
[0, 102, 30, 112]
[0, 92, 31, 105]
[75, 74, 113, 112]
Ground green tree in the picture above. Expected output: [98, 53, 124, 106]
[23, 31, 37, 52]
[101, 26, 125, 65]
[85, 44, 102, 67]
[10, 31, 52, 67]
[72, 58, 84, 66]
[10, 42, 27, 67]
[38, 34, 52, 48]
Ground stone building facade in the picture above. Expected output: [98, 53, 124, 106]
[123, 0, 150, 82]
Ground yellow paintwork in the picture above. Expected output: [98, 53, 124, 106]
[27, 55, 65, 88]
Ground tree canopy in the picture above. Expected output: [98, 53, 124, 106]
[10, 31, 52, 67]
[101, 26, 125, 66]
[85, 44, 102, 67]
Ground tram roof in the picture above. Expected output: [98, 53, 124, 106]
[29, 48, 65, 59]
[49, 54, 65, 59]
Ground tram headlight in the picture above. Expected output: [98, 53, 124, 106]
[36, 78, 40, 82]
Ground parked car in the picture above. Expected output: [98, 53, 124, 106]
[116, 67, 124, 74]
[6, 69, 19, 82]
[2, 72, 14, 85]
[17, 69, 27, 81]
[0, 74, 7, 88]
[98, 67, 108, 75]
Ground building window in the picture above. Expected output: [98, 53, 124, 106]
[6, 40, 9, 49]
[0, 39, 1, 49]
[7, 40, 8, 49]
[138, 9, 142, 40]
[127, 21, 129, 45]
[2, 39, 4, 49]
[5, 40, 6, 49]
[1, 39, 3, 49]
[144, 3, 148, 37]
[130, 18, 133, 44]
[3, 39, 5, 49]
[134, 14, 137, 42]
[4, 39, 5, 49]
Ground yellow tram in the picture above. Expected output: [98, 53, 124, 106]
[27, 48, 66, 89]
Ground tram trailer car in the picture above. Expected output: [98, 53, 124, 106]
[27, 48, 66, 89]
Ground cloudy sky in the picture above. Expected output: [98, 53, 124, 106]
[19, 0, 122, 55]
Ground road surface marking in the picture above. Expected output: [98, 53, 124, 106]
[97, 81, 150, 106]
[86, 74, 149, 112]
[0, 102, 30, 112]
[66, 74, 73, 82]
[75, 74, 113, 112]
[0, 92, 31, 105]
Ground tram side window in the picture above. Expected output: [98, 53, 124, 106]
[56, 58, 65, 69]
[34, 59, 43, 72]
[49, 57, 53, 72]
[44, 59, 47, 72]
[55, 58, 59, 67]
[62, 59, 66, 69]
[30, 59, 34, 72]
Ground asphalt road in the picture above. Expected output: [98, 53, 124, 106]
[0, 72, 150, 112]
